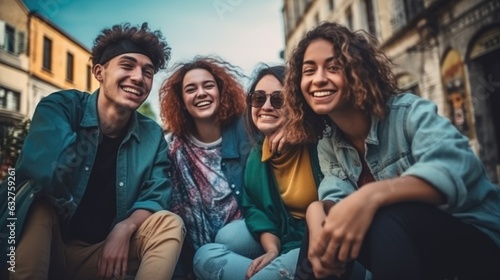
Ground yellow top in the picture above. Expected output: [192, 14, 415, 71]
[262, 137, 318, 219]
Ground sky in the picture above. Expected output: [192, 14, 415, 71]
[21, 0, 285, 120]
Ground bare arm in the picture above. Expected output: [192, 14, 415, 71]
[310, 175, 444, 278]
[97, 209, 152, 279]
[246, 232, 281, 279]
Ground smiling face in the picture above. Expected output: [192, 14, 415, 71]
[182, 68, 220, 124]
[94, 53, 154, 112]
[300, 39, 349, 119]
[251, 74, 284, 137]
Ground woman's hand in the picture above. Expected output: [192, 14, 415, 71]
[268, 128, 286, 154]
[309, 190, 378, 279]
[245, 251, 279, 279]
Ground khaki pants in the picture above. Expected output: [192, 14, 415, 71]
[10, 199, 184, 280]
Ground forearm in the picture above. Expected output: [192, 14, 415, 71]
[361, 175, 446, 209]
[114, 209, 153, 238]
[306, 201, 328, 230]
[260, 232, 281, 254]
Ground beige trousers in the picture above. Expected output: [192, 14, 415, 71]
[10, 199, 184, 280]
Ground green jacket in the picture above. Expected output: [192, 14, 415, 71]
[242, 143, 323, 254]
[1, 90, 172, 268]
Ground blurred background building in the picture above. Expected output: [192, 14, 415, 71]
[0, 0, 98, 175]
[282, 0, 500, 183]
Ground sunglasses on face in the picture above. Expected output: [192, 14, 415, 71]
[249, 90, 284, 109]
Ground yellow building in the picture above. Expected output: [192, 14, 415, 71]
[0, 0, 29, 145]
[1, 0, 99, 167]
[28, 12, 99, 116]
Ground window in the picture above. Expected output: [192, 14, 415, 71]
[0, 21, 25, 55]
[364, 0, 376, 35]
[4, 25, 15, 53]
[293, 0, 300, 26]
[405, 0, 424, 22]
[329, 0, 335, 11]
[66, 52, 74, 82]
[43, 36, 52, 71]
[86, 65, 92, 91]
[390, 0, 423, 32]
[346, 6, 353, 30]
[0, 86, 20, 111]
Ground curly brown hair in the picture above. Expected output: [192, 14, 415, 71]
[159, 56, 246, 137]
[91, 22, 170, 72]
[283, 22, 399, 144]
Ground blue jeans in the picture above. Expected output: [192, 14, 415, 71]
[193, 220, 300, 280]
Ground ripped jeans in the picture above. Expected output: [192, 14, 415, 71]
[193, 219, 299, 280]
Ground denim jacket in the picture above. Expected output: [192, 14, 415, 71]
[220, 117, 252, 203]
[5, 89, 171, 228]
[318, 93, 500, 246]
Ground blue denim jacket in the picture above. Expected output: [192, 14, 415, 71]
[8, 89, 171, 226]
[318, 93, 500, 246]
[220, 117, 252, 204]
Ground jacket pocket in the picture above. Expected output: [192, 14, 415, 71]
[379, 154, 412, 179]
[329, 163, 348, 180]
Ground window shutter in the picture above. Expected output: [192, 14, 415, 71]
[0, 20, 5, 48]
[16, 31, 26, 55]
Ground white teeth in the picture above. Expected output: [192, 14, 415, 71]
[313, 91, 334, 97]
[123, 87, 141, 96]
[259, 115, 277, 119]
[196, 101, 211, 107]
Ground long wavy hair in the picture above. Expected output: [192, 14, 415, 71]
[159, 56, 246, 137]
[244, 64, 286, 144]
[283, 22, 399, 144]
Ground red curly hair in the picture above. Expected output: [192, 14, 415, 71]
[159, 56, 246, 136]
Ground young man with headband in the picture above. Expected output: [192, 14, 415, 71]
[1, 22, 184, 280]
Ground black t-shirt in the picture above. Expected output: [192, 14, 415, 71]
[68, 133, 123, 244]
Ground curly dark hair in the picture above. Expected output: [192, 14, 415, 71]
[283, 21, 400, 144]
[91, 22, 170, 72]
[244, 64, 286, 144]
[159, 56, 246, 137]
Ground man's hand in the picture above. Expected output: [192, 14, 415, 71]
[97, 209, 152, 279]
[97, 221, 134, 279]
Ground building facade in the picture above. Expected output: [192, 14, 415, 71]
[0, 0, 29, 143]
[0, 0, 98, 168]
[283, 0, 500, 183]
[28, 12, 99, 117]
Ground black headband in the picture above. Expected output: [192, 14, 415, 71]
[97, 39, 154, 67]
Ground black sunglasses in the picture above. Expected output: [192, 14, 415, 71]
[248, 91, 284, 109]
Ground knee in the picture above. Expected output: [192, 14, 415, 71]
[143, 210, 185, 241]
[194, 243, 228, 261]
[214, 219, 247, 244]
[193, 244, 228, 279]
[26, 197, 58, 225]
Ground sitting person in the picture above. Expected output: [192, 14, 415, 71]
[283, 22, 500, 280]
[0, 22, 184, 280]
[192, 64, 323, 280]
[159, 56, 254, 279]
